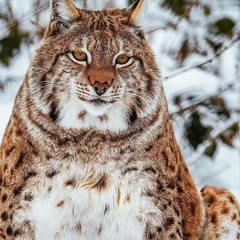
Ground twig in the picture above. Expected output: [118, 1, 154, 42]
[0, 76, 22, 92]
[6, 2, 14, 19]
[187, 120, 239, 166]
[163, 34, 240, 81]
[145, 0, 200, 35]
[170, 81, 237, 117]
[0, 2, 48, 31]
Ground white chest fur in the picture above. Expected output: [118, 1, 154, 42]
[28, 160, 162, 240]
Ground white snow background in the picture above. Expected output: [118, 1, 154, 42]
[0, 0, 239, 200]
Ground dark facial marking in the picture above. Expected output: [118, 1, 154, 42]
[104, 204, 109, 215]
[23, 171, 37, 181]
[177, 185, 183, 194]
[146, 79, 154, 93]
[1, 194, 8, 203]
[143, 166, 156, 174]
[76, 223, 82, 233]
[156, 180, 164, 192]
[135, 97, 143, 110]
[13, 185, 24, 196]
[146, 231, 155, 239]
[65, 178, 76, 186]
[49, 102, 59, 122]
[5, 146, 15, 157]
[211, 212, 218, 224]
[122, 166, 138, 175]
[127, 106, 137, 124]
[1, 212, 8, 221]
[6, 226, 13, 236]
[14, 229, 22, 237]
[16, 129, 23, 136]
[145, 144, 154, 152]
[39, 74, 47, 92]
[24, 193, 34, 202]
[164, 217, 175, 230]
[46, 169, 58, 178]
[15, 152, 25, 169]
[169, 233, 175, 238]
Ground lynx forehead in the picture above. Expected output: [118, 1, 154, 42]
[0, 0, 239, 239]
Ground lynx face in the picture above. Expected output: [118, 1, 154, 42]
[28, 2, 161, 132]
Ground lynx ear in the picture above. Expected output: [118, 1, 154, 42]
[128, 0, 145, 25]
[49, 0, 80, 32]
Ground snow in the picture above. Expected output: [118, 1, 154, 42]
[163, 69, 219, 112]
[188, 144, 240, 201]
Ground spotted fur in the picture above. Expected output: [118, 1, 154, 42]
[0, 0, 239, 239]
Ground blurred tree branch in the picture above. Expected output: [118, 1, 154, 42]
[170, 81, 237, 117]
[164, 34, 240, 80]
[187, 120, 239, 164]
[146, 0, 200, 34]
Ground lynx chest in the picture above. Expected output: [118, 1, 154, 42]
[26, 158, 162, 240]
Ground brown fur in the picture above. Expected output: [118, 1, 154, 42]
[0, 0, 239, 239]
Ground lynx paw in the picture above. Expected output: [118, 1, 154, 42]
[201, 185, 240, 240]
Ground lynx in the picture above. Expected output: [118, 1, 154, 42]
[0, 0, 239, 239]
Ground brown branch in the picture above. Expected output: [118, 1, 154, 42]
[145, 0, 200, 35]
[6, 2, 14, 19]
[170, 81, 237, 117]
[163, 34, 240, 81]
[0, 2, 48, 31]
[34, 0, 41, 26]
[187, 120, 239, 165]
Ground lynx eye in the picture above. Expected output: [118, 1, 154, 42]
[72, 51, 87, 62]
[116, 54, 130, 65]
[67, 50, 89, 65]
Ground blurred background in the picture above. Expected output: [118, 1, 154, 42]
[0, 0, 239, 200]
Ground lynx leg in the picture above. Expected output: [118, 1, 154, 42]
[201, 185, 240, 240]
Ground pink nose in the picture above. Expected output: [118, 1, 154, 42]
[92, 81, 109, 96]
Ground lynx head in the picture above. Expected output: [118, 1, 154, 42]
[27, 0, 164, 133]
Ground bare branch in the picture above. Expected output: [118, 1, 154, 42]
[0, 2, 49, 31]
[170, 81, 237, 117]
[145, 0, 200, 35]
[187, 120, 240, 165]
[163, 34, 240, 81]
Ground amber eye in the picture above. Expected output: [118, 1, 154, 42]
[116, 54, 129, 65]
[72, 51, 87, 62]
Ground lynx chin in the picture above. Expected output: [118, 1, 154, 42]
[0, 0, 239, 239]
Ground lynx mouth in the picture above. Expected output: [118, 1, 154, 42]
[89, 99, 106, 106]
[89, 99, 116, 106]
[77, 96, 117, 117]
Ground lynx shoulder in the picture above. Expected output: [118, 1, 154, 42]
[0, 0, 239, 239]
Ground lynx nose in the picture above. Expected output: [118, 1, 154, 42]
[92, 81, 110, 96]
[89, 71, 113, 96]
